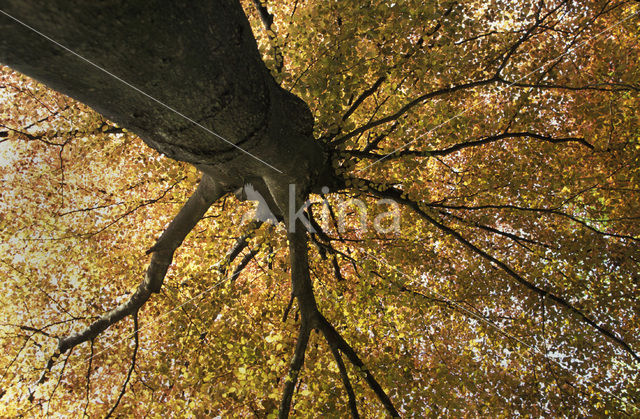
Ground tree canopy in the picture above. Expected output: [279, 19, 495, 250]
[0, 0, 639, 416]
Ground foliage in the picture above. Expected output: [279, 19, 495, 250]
[1, 0, 639, 416]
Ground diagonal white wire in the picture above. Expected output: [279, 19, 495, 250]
[0, 9, 283, 173]
[358, 5, 640, 173]
[4, 2, 637, 413]
[365, 250, 640, 413]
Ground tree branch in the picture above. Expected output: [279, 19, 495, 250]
[81, 176, 186, 238]
[326, 338, 360, 418]
[493, 6, 544, 76]
[35, 175, 224, 386]
[362, 121, 400, 153]
[439, 210, 553, 250]
[496, 77, 640, 92]
[278, 206, 398, 416]
[317, 314, 400, 417]
[279, 223, 318, 418]
[82, 340, 94, 417]
[42, 349, 72, 410]
[347, 131, 593, 160]
[336, 2, 456, 130]
[360, 179, 640, 363]
[228, 247, 259, 283]
[218, 220, 263, 276]
[428, 202, 639, 242]
[278, 321, 311, 419]
[492, 0, 572, 77]
[252, 0, 284, 73]
[334, 77, 498, 145]
[341, 76, 386, 123]
[105, 312, 139, 419]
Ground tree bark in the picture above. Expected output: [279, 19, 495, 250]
[0, 0, 331, 204]
[0, 2, 401, 415]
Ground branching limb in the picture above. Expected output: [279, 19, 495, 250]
[334, 2, 456, 137]
[0, 119, 124, 147]
[276, 195, 399, 417]
[341, 76, 386, 124]
[228, 247, 259, 283]
[334, 77, 498, 145]
[492, 0, 551, 76]
[278, 321, 311, 419]
[336, 1, 633, 150]
[36, 175, 224, 385]
[362, 121, 400, 153]
[81, 176, 186, 238]
[279, 224, 318, 418]
[317, 314, 400, 417]
[423, 212, 640, 364]
[105, 312, 139, 418]
[219, 220, 263, 275]
[326, 337, 360, 418]
[492, 1, 639, 91]
[346, 131, 593, 160]
[41, 349, 71, 411]
[359, 179, 640, 363]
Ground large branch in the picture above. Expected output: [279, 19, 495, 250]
[359, 179, 640, 363]
[317, 314, 400, 417]
[279, 225, 318, 418]
[278, 210, 399, 416]
[38, 175, 223, 382]
[334, 77, 498, 145]
[346, 131, 593, 160]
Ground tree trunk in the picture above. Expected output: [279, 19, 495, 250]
[1, 3, 403, 415]
[0, 0, 331, 206]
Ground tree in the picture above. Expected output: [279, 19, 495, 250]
[0, 0, 638, 416]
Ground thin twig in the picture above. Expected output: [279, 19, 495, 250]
[105, 313, 140, 418]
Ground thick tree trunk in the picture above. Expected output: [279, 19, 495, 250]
[1, 3, 403, 416]
[0, 0, 330, 205]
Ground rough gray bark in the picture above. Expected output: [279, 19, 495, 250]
[0, 0, 333, 204]
[2, 2, 639, 416]
[0, 2, 398, 416]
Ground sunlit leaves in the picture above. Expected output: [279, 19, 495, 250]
[1, 0, 639, 416]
